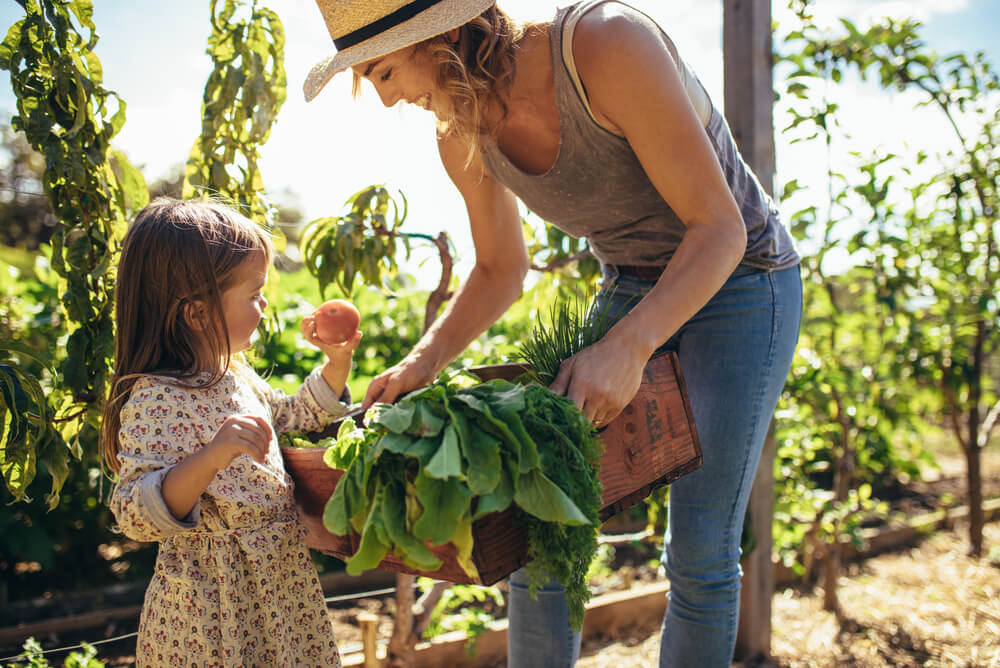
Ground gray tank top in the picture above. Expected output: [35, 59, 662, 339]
[480, 0, 800, 271]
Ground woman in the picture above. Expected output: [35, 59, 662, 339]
[304, 1, 802, 666]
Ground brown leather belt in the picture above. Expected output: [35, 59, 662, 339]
[614, 264, 667, 281]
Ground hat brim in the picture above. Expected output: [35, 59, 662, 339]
[304, 0, 497, 102]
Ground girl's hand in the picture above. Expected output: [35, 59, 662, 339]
[548, 337, 646, 427]
[300, 315, 363, 359]
[161, 415, 273, 521]
[202, 415, 274, 471]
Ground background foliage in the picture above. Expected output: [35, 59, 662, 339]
[0, 0, 997, 635]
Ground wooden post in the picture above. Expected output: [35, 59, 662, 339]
[723, 0, 777, 661]
[359, 611, 380, 668]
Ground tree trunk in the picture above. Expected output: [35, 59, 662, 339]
[965, 438, 984, 557]
[386, 574, 417, 667]
[966, 318, 986, 556]
[823, 423, 853, 617]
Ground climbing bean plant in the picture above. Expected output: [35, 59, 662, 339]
[183, 0, 286, 230]
[0, 0, 147, 507]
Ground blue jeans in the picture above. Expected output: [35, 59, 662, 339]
[506, 264, 802, 668]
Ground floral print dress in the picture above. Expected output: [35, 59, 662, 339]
[111, 364, 347, 667]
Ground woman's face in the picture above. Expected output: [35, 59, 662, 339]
[353, 45, 439, 113]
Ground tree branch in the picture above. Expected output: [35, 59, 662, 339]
[423, 231, 453, 334]
[530, 250, 593, 273]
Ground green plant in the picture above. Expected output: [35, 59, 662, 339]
[516, 294, 619, 384]
[779, 0, 999, 564]
[0, 0, 148, 507]
[183, 0, 286, 229]
[418, 580, 504, 657]
[317, 376, 602, 630]
[4, 637, 104, 668]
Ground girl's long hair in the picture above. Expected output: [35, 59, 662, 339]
[100, 198, 273, 473]
[353, 6, 525, 160]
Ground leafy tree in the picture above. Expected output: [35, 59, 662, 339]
[780, 0, 998, 557]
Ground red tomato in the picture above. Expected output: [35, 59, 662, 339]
[313, 299, 360, 344]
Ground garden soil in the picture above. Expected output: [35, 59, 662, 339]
[22, 449, 1000, 667]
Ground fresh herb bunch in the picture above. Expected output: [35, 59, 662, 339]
[517, 295, 621, 383]
[319, 376, 603, 630]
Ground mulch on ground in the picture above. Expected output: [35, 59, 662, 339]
[572, 520, 1000, 668]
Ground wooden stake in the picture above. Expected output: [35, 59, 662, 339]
[358, 611, 379, 668]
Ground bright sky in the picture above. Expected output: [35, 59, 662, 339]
[1, 0, 997, 281]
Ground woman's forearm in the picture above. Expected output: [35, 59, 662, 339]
[607, 222, 746, 357]
[409, 259, 527, 374]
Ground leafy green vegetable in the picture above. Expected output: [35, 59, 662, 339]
[319, 376, 603, 629]
[516, 295, 622, 384]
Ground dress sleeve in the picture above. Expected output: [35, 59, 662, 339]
[110, 381, 204, 542]
[264, 367, 351, 436]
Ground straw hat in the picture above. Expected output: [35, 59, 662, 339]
[304, 0, 497, 102]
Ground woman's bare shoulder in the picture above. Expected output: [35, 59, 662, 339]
[572, 2, 671, 71]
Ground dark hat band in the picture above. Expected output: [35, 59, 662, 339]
[334, 0, 447, 51]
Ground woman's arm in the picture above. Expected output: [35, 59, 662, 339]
[549, 4, 747, 424]
[362, 134, 529, 407]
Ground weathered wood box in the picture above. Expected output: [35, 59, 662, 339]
[280, 351, 701, 585]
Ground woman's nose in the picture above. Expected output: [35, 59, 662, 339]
[375, 84, 400, 108]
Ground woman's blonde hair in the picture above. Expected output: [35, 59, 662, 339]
[353, 6, 525, 157]
[100, 198, 273, 472]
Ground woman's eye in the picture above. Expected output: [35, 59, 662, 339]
[380, 68, 393, 83]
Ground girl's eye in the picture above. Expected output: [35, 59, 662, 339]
[380, 68, 393, 83]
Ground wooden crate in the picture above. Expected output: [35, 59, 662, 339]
[281, 445, 527, 586]
[281, 350, 700, 584]
[468, 351, 703, 520]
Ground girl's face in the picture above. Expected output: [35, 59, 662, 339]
[353, 45, 439, 113]
[219, 252, 269, 354]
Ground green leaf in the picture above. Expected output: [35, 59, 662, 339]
[472, 465, 514, 520]
[514, 469, 591, 526]
[424, 424, 463, 480]
[373, 401, 415, 433]
[381, 481, 442, 572]
[411, 400, 445, 437]
[413, 472, 473, 545]
[451, 510, 479, 579]
[323, 471, 352, 536]
[458, 423, 501, 495]
[110, 149, 149, 211]
[345, 489, 390, 575]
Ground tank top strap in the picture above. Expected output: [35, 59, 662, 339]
[557, 0, 712, 134]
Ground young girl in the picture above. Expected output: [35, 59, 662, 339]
[102, 198, 358, 666]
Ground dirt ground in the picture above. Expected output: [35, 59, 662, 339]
[328, 448, 1000, 668]
[18, 450, 999, 667]
[572, 520, 1000, 668]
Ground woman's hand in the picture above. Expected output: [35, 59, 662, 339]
[361, 353, 436, 409]
[548, 336, 648, 426]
